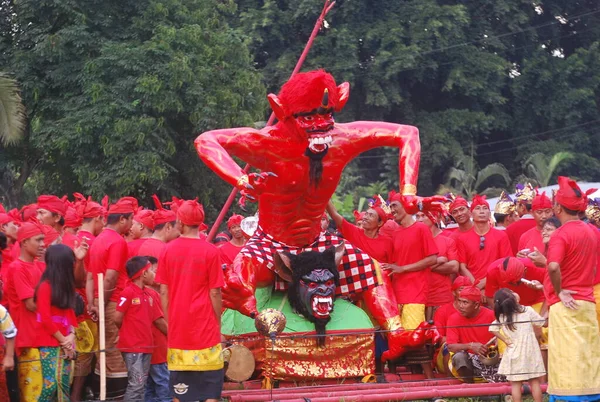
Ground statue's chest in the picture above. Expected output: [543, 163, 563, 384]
[271, 158, 341, 194]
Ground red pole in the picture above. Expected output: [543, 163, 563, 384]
[206, 0, 336, 242]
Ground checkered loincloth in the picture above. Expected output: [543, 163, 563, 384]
[240, 227, 378, 295]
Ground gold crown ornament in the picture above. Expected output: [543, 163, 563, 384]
[494, 191, 516, 215]
[515, 183, 535, 203]
[586, 199, 600, 224]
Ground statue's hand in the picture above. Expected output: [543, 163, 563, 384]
[237, 172, 277, 209]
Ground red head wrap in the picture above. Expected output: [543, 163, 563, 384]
[200, 222, 208, 232]
[470, 194, 489, 211]
[459, 286, 482, 302]
[497, 257, 526, 284]
[0, 213, 13, 225]
[108, 197, 138, 215]
[371, 196, 390, 222]
[152, 195, 176, 226]
[0, 204, 4, 213]
[37, 195, 67, 216]
[64, 206, 83, 229]
[555, 176, 596, 212]
[227, 214, 244, 229]
[177, 199, 205, 226]
[531, 191, 552, 211]
[17, 222, 44, 243]
[449, 196, 469, 213]
[73, 193, 105, 219]
[277, 70, 345, 117]
[134, 209, 155, 231]
[41, 225, 60, 247]
[19, 204, 38, 223]
[353, 210, 365, 223]
[452, 276, 473, 291]
[130, 262, 151, 280]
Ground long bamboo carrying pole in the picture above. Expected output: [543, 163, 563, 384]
[98, 273, 106, 401]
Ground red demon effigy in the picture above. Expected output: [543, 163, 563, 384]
[195, 70, 440, 380]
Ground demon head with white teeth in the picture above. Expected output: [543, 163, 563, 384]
[275, 243, 345, 347]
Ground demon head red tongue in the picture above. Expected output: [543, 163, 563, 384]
[311, 295, 333, 318]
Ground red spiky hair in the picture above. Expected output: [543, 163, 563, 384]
[278, 70, 342, 116]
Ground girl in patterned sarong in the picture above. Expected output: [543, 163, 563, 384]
[19, 244, 77, 402]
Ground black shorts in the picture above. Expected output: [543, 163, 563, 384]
[170, 369, 224, 401]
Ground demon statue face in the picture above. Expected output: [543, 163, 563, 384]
[274, 243, 345, 347]
[267, 70, 350, 186]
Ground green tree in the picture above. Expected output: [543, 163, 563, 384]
[521, 151, 574, 187]
[0, 0, 266, 216]
[0, 73, 26, 146]
[445, 156, 511, 198]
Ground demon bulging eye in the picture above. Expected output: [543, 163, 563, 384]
[308, 282, 318, 289]
[325, 280, 334, 287]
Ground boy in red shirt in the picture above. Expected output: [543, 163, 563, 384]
[517, 192, 553, 257]
[447, 286, 501, 383]
[115, 256, 167, 402]
[218, 214, 247, 268]
[156, 199, 224, 402]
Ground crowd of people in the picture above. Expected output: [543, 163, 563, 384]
[0, 175, 599, 402]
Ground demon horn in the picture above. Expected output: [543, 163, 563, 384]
[321, 88, 329, 109]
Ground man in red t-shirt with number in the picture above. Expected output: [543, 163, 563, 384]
[156, 199, 224, 402]
[545, 177, 600, 398]
[88, 197, 136, 381]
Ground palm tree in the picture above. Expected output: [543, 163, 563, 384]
[444, 155, 511, 198]
[0, 73, 26, 146]
[522, 152, 573, 187]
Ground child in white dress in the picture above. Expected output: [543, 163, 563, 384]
[490, 289, 545, 402]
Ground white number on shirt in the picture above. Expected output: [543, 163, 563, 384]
[119, 297, 127, 307]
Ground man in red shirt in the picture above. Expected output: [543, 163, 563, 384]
[456, 195, 512, 290]
[0, 212, 19, 273]
[517, 192, 553, 257]
[493, 191, 518, 230]
[383, 192, 438, 378]
[506, 183, 536, 254]
[115, 256, 166, 402]
[88, 196, 136, 381]
[545, 177, 600, 398]
[36, 194, 67, 233]
[326, 200, 393, 264]
[485, 257, 545, 308]
[218, 214, 247, 269]
[127, 208, 154, 258]
[414, 210, 459, 320]
[156, 199, 224, 402]
[447, 286, 500, 383]
[72, 195, 105, 402]
[137, 198, 179, 260]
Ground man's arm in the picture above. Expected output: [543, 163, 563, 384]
[113, 310, 124, 329]
[326, 201, 344, 228]
[153, 317, 168, 336]
[23, 298, 36, 312]
[382, 254, 437, 274]
[209, 288, 222, 327]
[103, 269, 119, 304]
[431, 258, 459, 274]
[160, 284, 169, 322]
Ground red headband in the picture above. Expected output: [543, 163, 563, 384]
[470, 194, 489, 212]
[449, 196, 469, 213]
[37, 195, 67, 216]
[130, 262, 152, 280]
[497, 257, 526, 284]
[227, 214, 244, 229]
[452, 276, 473, 291]
[459, 286, 481, 302]
[531, 191, 552, 211]
[134, 209, 155, 231]
[555, 176, 596, 212]
[177, 199, 205, 226]
[64, 206, 83, 229]
[17, 222, 44, 243]
[108, 197, 138, 215]
[41, 225, 60, 247]
[73, 193, 104, 219]
[0, 213, 13, 226]
[152, 195, 176, 226]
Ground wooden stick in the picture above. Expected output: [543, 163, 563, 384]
[98, 273, 106, 401]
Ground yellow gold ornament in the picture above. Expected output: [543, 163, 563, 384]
[255, 308, 287, 338]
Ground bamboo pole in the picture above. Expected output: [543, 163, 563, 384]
[98, 273, 106, 401]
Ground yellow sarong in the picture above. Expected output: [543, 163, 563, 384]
[167, 343, 224, 371]
[593, 283, 600, 330]
[548, 301, 600, 396]
[398, 304, 425, 330]
[531, 302, 548, 348]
